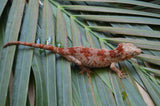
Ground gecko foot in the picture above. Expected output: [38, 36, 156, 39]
[79, 68, 94, 77]
[117, 71, 127, 78]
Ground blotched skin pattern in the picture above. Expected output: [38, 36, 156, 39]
[3, 41, 142, 78]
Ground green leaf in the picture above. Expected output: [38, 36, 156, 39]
[70, 19, 82, 46]
[0, 0, 8, 16]
[142, 67, 160, 77]
[110, 75, 131, 105]
[89, 26, 160, 38]
[56, 9, 72, 106]
[0, 0, 25, 105]
[65, 0, 160, 9]
[11, 0, 39, 105]
[138, 54, 160, 66]
[103, 38, 160, 51]
[41, 0, 57, 105]
[74, 15, 160, 25]
[0, 13, 5, 57]
[32, 52, 48, 106]
[93, 75, 116, 106]
[136, 68, 160, 105]
[63, 5, 160, 18]
[119, 62, 146, 106]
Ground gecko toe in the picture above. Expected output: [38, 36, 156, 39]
[118, 71, 127, 78]
[79, 70, 85, 74]
[87, 72, 91, 78]
[79, 67, 94, 77]
[120, 75, 127, 78]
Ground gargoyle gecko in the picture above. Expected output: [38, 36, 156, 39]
[3, 41, 141, 78]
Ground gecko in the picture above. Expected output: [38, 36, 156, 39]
[3, 41, 141, 78]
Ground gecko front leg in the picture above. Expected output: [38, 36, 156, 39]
[110, 62, 127, 78]
[62, 55, 93, 77]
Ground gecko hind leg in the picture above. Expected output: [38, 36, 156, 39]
[62, 55, 82, 66]
[110, 62, 127, 78]
[62, 55, 93, 77]
[79, 66, 94, 78]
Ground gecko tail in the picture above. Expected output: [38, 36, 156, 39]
[3, 41, 20, 48]
[3, 41, 59, 53]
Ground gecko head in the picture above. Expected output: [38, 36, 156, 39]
[116, 43, 142, 61]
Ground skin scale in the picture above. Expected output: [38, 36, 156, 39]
[3, 41, 142, 78]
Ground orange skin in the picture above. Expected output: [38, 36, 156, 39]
[3, 41, 141, 78]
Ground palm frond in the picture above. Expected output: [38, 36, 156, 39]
[0, 0, 160, 105]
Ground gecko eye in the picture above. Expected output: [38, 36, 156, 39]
[133, 52, 137, 56]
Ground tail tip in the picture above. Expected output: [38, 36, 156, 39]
[3, 43, 9, 48]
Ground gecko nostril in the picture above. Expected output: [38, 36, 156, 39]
[139, 49, 142, 54]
